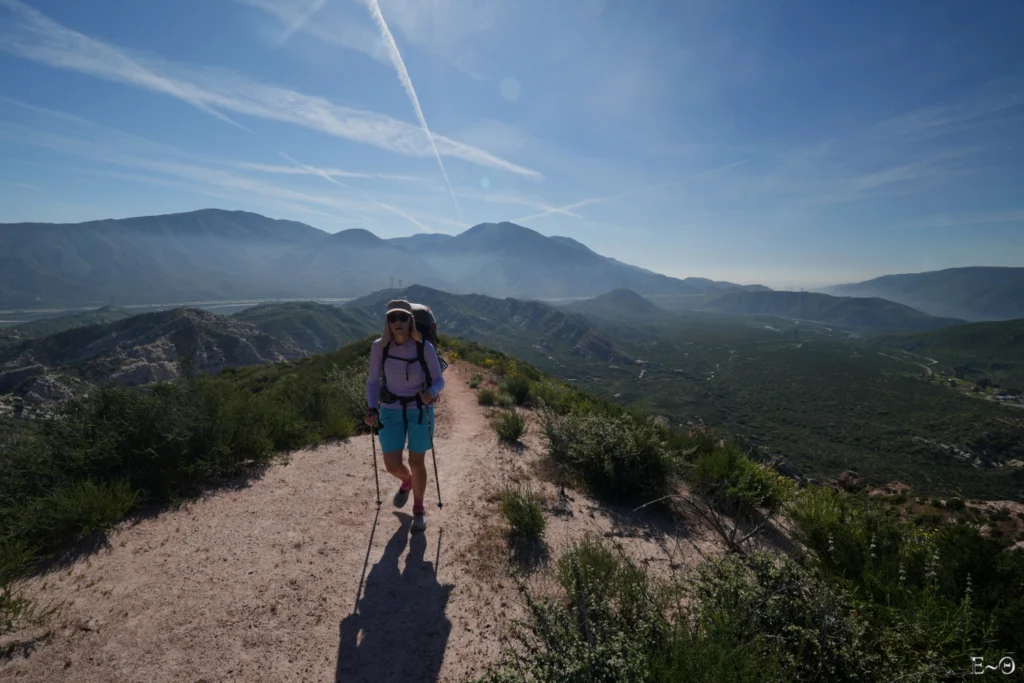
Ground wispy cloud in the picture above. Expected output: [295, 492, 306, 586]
[234, 0, 388, 65]
[364, 0, 464, 221]
[73, 165, 368, 229]
[0, 0, 250, 132]
[233, 0, 492, 81]
[897, 210, 1024, 230]
[455, 188, 583, 218]
[869, 88, 1024, 142]
[0, 117, 388, 221]
[512, 161, 749, 223]
[279, 152, 438, 232]
[277, 0, 326, 45]
[234, 161, 429, 184]
[0, 179, 37, 190]
[0, 0, 543, 180]
[0, 100, 473, 232]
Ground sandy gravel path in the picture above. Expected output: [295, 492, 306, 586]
[2, 361, 708, 682]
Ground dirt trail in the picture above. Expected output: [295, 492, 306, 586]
[2, 361, 710, 682]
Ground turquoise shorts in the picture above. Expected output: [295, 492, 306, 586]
[377, 405, 435, 453]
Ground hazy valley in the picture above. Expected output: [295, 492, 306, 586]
[3, 270, 1022, 501]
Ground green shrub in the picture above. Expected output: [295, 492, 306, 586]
[9, 480, 139, 551]
[477, 388, 497, 406]
[692, 551, 881, 680]
[493, 410, 526, 442]
[554, 534, 625, 596]
[497, 392, 515, 408]
[544, 413, 674, 504]
[500, 484, 545, 539]
[912, 512, 944, 528]
[691, 446, 794, 515]
[493, 535, 686, 682]
[477, 537, 801, 682]
[468, 373, 482, 389]
[529, 380, 570, 411]
[0, 541, 46, 634]
[500, 374, 531, 406]
[788, 486, 1024, 671]
[945, 497, 965, 511]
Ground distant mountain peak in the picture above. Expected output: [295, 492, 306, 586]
[562, 287, 664, 322]
[329, 228, 384, 246]
[459, 221, 541, 237]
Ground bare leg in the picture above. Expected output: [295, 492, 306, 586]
[408, 451, 427, 508]
[382, 450, 411, 484]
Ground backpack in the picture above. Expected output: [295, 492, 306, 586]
[410, 303, 440, 349]
[379, 302, 447, 423]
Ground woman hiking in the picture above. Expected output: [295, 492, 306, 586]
[364, 299, 445, 532]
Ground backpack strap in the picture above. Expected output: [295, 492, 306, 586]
[380, 341, 391, 394]
[417, 340, 432, 389]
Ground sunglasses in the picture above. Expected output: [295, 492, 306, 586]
[387, 312, 410, 323]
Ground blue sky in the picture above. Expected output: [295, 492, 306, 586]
[0, 0, 1022, 289]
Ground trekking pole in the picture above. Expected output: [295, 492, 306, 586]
[371, 422, 382, 507]
[429, 410, 443, 509]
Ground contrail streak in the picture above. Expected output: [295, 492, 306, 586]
[0, 0, 542, 178]
[365, 0, 463, 222]
[0, 0, 251, 133]
[281, 152, 436, 232]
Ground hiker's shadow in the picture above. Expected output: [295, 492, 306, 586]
[336, 513, 454, 683]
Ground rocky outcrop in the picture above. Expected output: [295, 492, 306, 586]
[836, 470, 868, 492]
[0, 307, 308, 403]
[108, 337, 181, 387]
[20, 375, 74, 404]
[768, 457, 805, 483]
[868, 481, 911, 497]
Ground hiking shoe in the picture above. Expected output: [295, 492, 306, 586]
[393, 482, 411, 508]
[411, 513, 427, 533]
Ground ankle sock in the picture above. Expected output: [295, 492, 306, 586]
[400, 477, 413, 492]
[413, 500, 425, 515]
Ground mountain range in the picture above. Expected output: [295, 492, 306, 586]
[0, 284, 633, 406]
[1, 280, 987, 411]
[822, 267, 1024, 321]
[343, 285, 633, 367]
[0, 209, 768, 309]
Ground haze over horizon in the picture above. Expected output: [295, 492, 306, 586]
[1, 0, 1022, 291]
